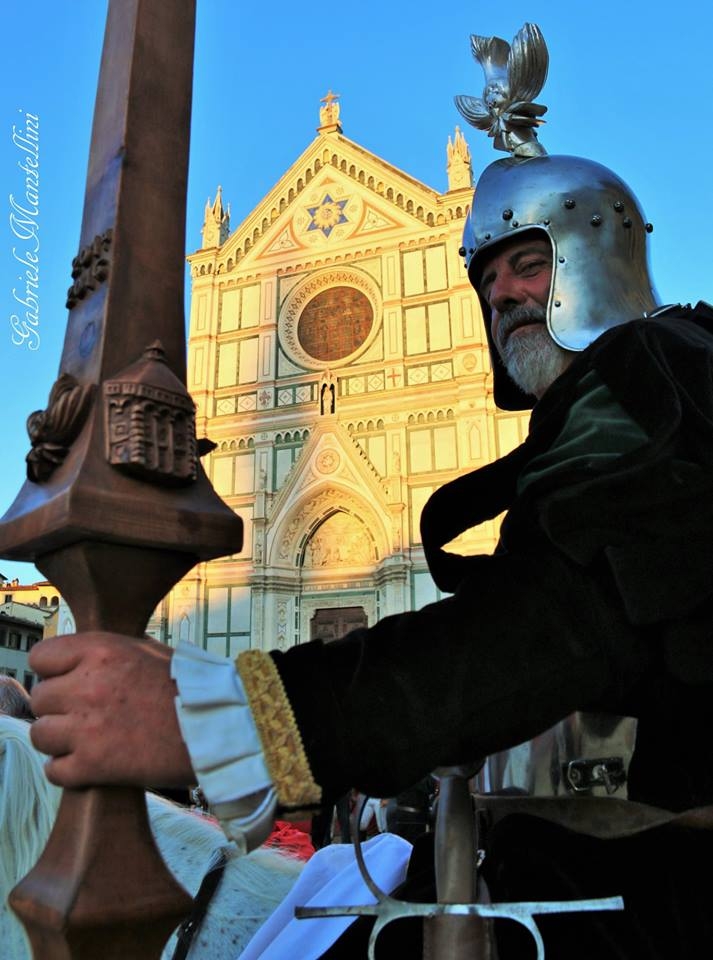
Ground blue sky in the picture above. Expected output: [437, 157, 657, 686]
[1, 0, 712, 583]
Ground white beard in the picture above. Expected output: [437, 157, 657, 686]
[497, 307, 573, 399]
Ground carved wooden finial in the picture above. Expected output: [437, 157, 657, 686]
[104, 341, 198, 485]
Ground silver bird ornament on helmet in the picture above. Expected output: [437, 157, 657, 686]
[455, 23, 661, 410]
[454, 23, 549, 159]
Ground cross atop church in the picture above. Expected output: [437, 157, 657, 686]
[318, 89, 342, 133]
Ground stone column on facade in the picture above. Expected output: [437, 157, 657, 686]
[257, 277, 278, 385]
[249, 579, 267, 651]
[252, 579, 295, 651]
[385, 421, 405, 500]
[375, 553, 411, 618]
[186, 271, 220, 437]
[250, 437, 273, 653]
[169, 567, 205, 648]
[385, 425, 409, 571]
[250, 486, 268, 650]
[253, 435, 273, 522]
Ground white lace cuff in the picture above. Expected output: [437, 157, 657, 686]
[171, 641, 276, 853]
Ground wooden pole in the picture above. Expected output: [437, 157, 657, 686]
[1, 2, 243, 956]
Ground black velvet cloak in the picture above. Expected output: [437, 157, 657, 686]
[271, 304, 713, 810]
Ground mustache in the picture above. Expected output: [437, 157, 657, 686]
[496, 304, 548, 351]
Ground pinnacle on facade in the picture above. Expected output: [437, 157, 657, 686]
[201, 185, 231, 248]
[446, 126, 473, 191]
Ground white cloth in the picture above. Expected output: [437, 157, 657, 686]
[239, 833, 413, 959]
[375, 800, 389, 834]
[171, 641, 275, 851]
[357, 795, 383, 832]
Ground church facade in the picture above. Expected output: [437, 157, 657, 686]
[150, 97, 529, 656]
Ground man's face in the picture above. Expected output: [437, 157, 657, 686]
[479, 233, 552, 351]
[478, 233, 572, 398]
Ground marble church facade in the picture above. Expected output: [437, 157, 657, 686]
[149, 98, 529, 656]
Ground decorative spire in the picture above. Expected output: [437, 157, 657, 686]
[201, 185, 230, 248]
[318, 90, 342, 134]
[446, 126, 473, 191]
[454, 22, 549, 158]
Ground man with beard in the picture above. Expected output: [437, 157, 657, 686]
[477, 231, 571, 399]
[27, 22, 713, 957]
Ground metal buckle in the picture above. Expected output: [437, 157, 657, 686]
[564, 757, 626, 795]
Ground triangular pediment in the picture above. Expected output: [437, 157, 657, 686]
[269, 417, 388, 523]
[265, 417, 393, 569]
[259, 173, 408, 259]
[201, 132, 452, 273]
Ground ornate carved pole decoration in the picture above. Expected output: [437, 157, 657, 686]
[26, 374, 95, 482]
[0, 2, 243, 957]
[66, 228, 113, 309]
[104, 340, 198, 485]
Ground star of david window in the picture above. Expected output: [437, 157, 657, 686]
[307, 193, 349, 237]
[297, 286, 374, 362]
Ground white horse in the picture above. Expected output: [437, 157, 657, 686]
[0, 715, 304, 959]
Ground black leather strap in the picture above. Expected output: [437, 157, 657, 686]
[171, 849, 228, 960]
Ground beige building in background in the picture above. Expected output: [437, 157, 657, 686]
[0, 578, 60, 611]
[0, 579, 62, 688]
[0, 601, 54, 690]
[149, 98, 529, 656]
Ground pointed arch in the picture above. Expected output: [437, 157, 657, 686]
[299, 509, 378, 569]
[268, 484, 390, 569]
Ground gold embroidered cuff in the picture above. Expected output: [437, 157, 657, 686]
[236, 650, 322, 809]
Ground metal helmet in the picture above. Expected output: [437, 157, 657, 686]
[455, 24, 660, 410]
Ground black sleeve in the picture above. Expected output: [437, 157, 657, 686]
[271, 545, 624, 799]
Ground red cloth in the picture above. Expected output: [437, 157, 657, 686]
[265, 819, 315, 860]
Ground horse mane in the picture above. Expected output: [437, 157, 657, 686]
[0, 715, 303, 959]
[148, 793, 304, 957]
[0, 715, 61, 958]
